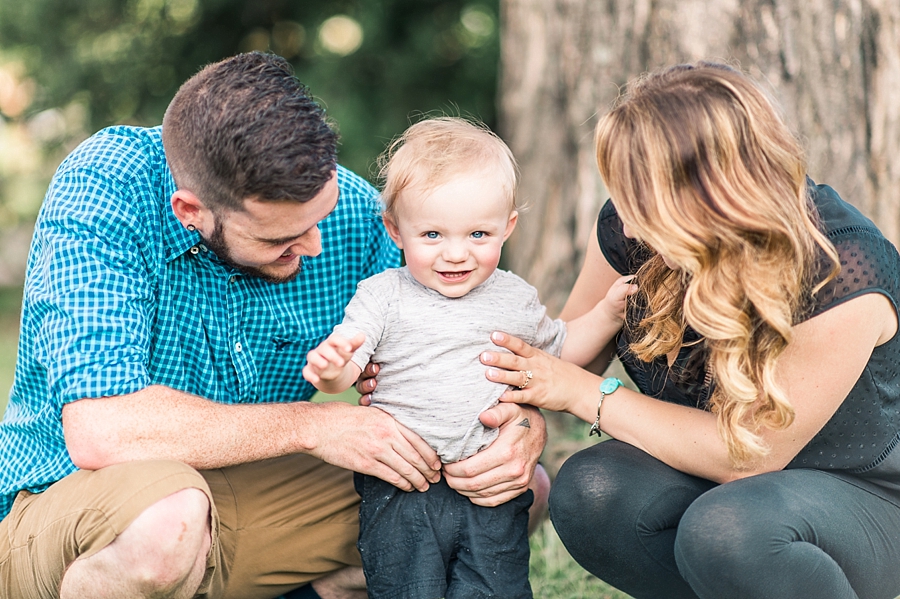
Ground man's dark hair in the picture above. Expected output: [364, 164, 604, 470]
[162, 52, 337, 211]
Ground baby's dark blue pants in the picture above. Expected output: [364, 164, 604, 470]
[354, 473, 533, 599]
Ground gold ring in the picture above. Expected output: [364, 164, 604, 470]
[518, 370, 533, 389]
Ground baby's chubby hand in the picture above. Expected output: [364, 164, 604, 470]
[302, 332, 366, 384]
[601, 275, 638, 322]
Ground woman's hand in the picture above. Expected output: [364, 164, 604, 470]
[481, 331, 600, 416]
[443, 330, 599, 506]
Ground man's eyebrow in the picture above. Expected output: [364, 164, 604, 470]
[254, 231, 309, 245]
[253, 191, 340, 244]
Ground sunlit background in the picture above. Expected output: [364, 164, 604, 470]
[0, 0, 504, 396]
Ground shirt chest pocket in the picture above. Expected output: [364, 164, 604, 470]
[250, 332, 326, 403]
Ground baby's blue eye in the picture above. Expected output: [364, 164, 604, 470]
[471, 231, 485, 239]
[425, 231, 439, 239]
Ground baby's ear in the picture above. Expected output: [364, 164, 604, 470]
[382, 214, 403, 249]
[502, 210, 519, 242]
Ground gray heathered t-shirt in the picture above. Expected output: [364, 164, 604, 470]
[333, 267, 567, 463]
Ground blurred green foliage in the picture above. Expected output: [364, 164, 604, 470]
[0, 0, 500, 224]
[0, 286, 21, 413]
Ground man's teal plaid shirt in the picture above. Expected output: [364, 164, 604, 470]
[0, 126, 399, 519]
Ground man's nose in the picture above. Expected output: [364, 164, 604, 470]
[291, 226, 322, 257]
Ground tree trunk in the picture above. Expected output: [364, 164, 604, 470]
[499, 0, 900, 314]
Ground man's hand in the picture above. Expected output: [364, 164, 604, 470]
[355, 362, 380, 405]
[302, 333, 365, 386]
[442, 403, 546, 506]
[305, 401, 442, 492]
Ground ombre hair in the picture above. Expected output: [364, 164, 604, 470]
[378, 117, 518, 222]
[595, 62, 839, 465]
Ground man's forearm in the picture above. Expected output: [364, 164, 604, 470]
[63, 383, 442, 493]
[62, 385, 321, 471]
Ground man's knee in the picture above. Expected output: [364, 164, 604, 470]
[61, 487, 211, 597]
[125, 488, 211, 588]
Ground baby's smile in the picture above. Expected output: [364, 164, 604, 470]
[438, 270, 472, 280]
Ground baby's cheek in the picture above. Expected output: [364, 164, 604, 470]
[482, 245, 504, 268]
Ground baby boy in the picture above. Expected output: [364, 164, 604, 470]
[303, 117, 633, 599]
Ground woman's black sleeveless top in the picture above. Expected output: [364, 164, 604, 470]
[597, 181, 900, 477]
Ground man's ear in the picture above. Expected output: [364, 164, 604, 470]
[170, 190, 212, 232]
[382, 214, 403, 249]
[502, 210, 519, 242]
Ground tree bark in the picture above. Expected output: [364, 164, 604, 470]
[499, 0, 900, 313]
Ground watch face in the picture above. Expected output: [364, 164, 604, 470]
[600, 377, 623, 395]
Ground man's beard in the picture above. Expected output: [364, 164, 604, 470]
[202, 218, 302, 284]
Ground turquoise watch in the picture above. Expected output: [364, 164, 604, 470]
[589, 377, 623, 437]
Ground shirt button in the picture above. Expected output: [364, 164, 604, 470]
[189, 246, 200, 255]
[234, 342, 243, 353]
[229, 275, 238, 284]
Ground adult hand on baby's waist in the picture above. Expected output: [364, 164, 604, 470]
[302, 401, 441, 492]
[442, 403, 546, 507]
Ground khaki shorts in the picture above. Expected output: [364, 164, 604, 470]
[0, 455, 362, 599]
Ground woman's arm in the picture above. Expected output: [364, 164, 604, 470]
[484, 262, 898, 484]
[558, 218, 626, 373]
[611, 292, 894, 481]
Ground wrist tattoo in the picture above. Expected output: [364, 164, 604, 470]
[517, 418, 531, 428]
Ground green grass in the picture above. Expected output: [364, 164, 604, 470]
[530, 520, 631, 598]
[311, 387, 360, 404]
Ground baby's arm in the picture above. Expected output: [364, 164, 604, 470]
[559, 275, 636, 367]
[302, 332, 366, 394]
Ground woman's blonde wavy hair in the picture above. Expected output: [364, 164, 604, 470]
[595, 62, 839, 465]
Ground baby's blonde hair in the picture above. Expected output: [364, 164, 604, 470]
[595, 62, 839, 465]
[378, 117, 518, 221]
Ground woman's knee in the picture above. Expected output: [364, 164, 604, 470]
[550, 442, 716, 597]
[549, 443, 640, 575]
[551, 441, 704, 523]
[550, 441, 687, 545]
[549, 443, 626, 528]
[674, 477, 792, 585]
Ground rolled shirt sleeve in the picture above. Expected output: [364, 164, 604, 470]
[32, 167, 157, 406]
